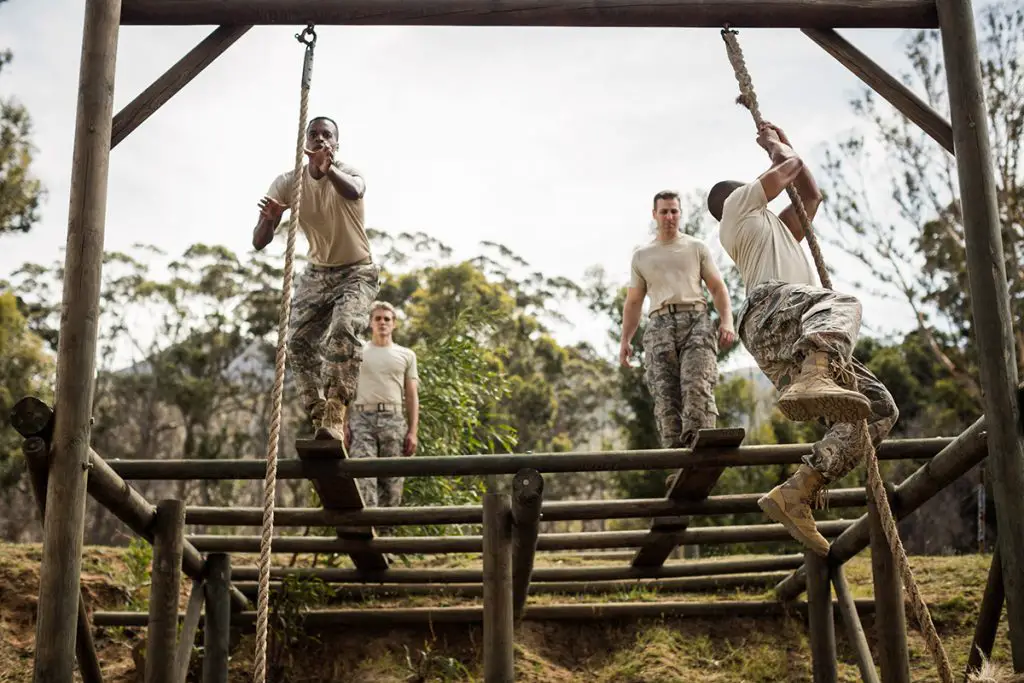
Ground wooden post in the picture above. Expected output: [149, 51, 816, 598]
[832, 566, 880, 683]
[174, 580, 206, 683]
[937, 0, 1024, 668]
[33, 0, 120, 680]
[510, 468, 544, 622]
[868, 486, 910, 683]
[202, 554, 232, 683]
[22, 439, 104, 683]
[965, 547, 1005, 679]
[805, 552, 838, 683]
[482, 493, 514, 682]
[146, 500, 186, 683]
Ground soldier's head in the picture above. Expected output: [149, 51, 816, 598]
[707, 181, 744, 222]
[652, 191, 681, 237]
[369, 301, 397, 342]
[306, 116, 339, 152]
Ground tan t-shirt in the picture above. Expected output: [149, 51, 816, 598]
[354, 342, 419, 408]
[718, 180, 817, 293]
[266, 162, 370, 267]
[629, 233, 720, 313]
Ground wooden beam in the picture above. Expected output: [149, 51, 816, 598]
[938, 0, 1024, 667]
[33, 0, 121, 679]
[775, 413, 989, 600]
[111, 25, 250, 148]
[108, 436, 953, 480]
[631, 428, 746, 567]
[483, 493, 514, 681]
[146, 500, 186, 683]
[832, 565, 880, 683]
[868, 484, 910, 683]
[510, 469, 543, 622]
[202, 554, 232, 683]
[805, 552, 838, 683]
[801, 28, 954, 154]
[119, 0, 939, 28]
[965, 547, 1005, 679]
[174, 580, 205, 683]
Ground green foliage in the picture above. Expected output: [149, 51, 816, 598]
[122, 536, 153, 610]
[268, 575, 336, 681]
[0, 36, 44, 236]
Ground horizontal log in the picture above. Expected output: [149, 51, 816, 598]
[230, 572, 791, 598]
[776, 414, 989, 600]
[111, 438, 951, 480]
[93, 597, 876, 628]
[184, 487, 869, 527]
[229, 554, 806, 583]
[186, 519, 854, 554]
[119, 0, 939, 28]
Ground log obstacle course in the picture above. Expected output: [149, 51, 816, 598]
[17, 0, 1024, 680]
[9, 395, 1013, 682]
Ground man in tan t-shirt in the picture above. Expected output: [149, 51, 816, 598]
[344, 301, 419, 508]
[709, 121, 898, 556]
[252, 116, 380, 445]
[620, 190, 737, 451]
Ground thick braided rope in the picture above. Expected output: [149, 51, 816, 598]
[721, 28, 953, 683]
[253, 36, 313, 683]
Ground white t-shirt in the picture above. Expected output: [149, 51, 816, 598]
[718, 180, 817, 294]
[629, 234, 720, 313]
[353, 342, 418, 407]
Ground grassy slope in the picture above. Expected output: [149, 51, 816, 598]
[0, 542, 1015, 683]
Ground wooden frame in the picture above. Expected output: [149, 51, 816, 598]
[23, 0, 1024, 678]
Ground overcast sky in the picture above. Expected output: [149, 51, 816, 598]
[0, 0, 966, 370]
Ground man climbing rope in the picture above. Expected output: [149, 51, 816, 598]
[708, 121, 899, 555]
[252, 115, 380, 443]
[620, 190, 737, 450]
[344, 301, 419, 509]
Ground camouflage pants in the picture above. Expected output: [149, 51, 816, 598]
[738, 280, 899, 483]
[287, 262, 380, 409]
[642, 308, 719, 449]
[348, 409, 408, 508]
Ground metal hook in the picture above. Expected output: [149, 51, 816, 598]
[296, 23, 317, 47]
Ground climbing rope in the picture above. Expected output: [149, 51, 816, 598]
[253, 24, 317, 683]
[721, 27, 954, 683]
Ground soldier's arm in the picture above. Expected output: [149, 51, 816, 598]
[620, 285, 646, 366]
[763, 123, 823, 232]
[325, 163, 366, 201]
[405, 375, 419, 438]
[704, 269, 733, 334]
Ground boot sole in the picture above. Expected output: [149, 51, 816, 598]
[315, 427, 349, 457]
[777, 391, 871, 423]
[757, 494, 830, 557]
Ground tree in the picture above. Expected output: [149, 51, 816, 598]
[0, 11, 45, 236]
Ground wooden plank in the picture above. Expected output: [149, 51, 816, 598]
[33, 0, 121, 679]
[174, 580, 205, 683]
[631, 428, 746, 567]
[202, 554, 232, 683]
[111, 25, 250, 148]
[119, 0, 940, 28]
[146, 500, 186, 683]
[937, 0, 1024, 666]
[832, 566, 880, 683]
[482, 493, 514, 681]
[801, 28, 954, 154]
[868, 485, 910, 683]
[295, 440, 388, 571]
[965, 547, 1005, 679]
[510, 469, 544, 622]
[805, 552, 838, 683]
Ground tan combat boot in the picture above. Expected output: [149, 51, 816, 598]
[757, 465, 830, 557]
[306, 398, 326, 435]
[315, 398, 347, 445]
[777, 351, 871, 423]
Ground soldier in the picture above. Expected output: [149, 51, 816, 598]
[708, 121, 899, 556]
[252, 115, 380, 444]
[344, 301, 419, 508]
[620, 190, 737, 451]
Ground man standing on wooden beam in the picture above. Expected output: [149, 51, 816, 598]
[708, 121, 899, 556]
[252, 115, 380, 444]
[620, 190, 737, 452]
[344, 301, 420, 509]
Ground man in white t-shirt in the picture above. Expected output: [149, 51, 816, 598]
[620, 190, 737, 451]
[344, 301, 419, 508]
[709, 122, 898, 556]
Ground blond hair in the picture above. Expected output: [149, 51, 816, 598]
[369, 300, 396, 320]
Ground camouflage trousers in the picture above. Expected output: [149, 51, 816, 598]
[642, 308, 719, 449]
[348, 408, 408, 508]
[738, 280, 899, 483]
[287, 261, 380, 410]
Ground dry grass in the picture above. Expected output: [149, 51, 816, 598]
[0, 542, 1017, 683]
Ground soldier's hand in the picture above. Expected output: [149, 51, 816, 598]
[719, 324, 737, 349]
[619, 341, 632, 367]
[403, 431, 418, 456]
[304, 142, 335, 174]
[258, 196, 286, 220]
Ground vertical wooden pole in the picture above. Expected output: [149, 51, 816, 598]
[805, 551, 838, 683]
[937, 0, 1024, 669]
[32, 1, 120, 680]
[483, 493, 514, 682]
[965, 547, 1005, 679]
[203, 554, 232, 683]
[146, 500, 186, 683]
[832, 565, 881, 683]
[510, 469, 543, 623]
[869, 487, 911, 683]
